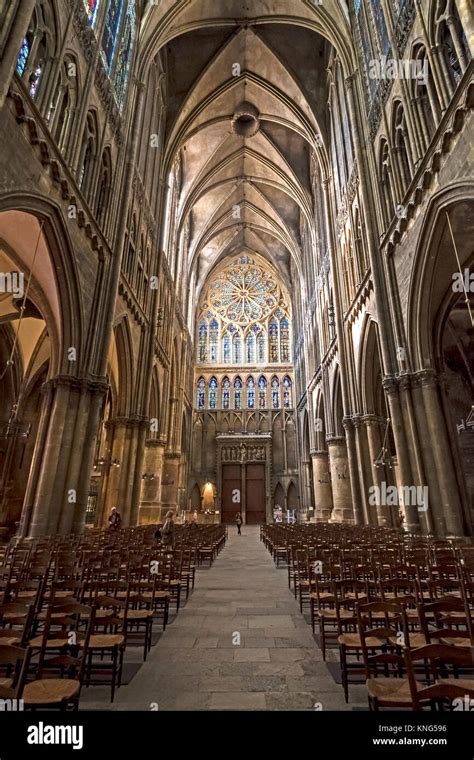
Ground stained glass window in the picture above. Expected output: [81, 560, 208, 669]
[246, 333, 255, 363]
[222, 377, 231, 410]
[233, 333, 242, 364]
[209, 377, 218, 410]
[102, 0, 124, 71]
[247, 377, 255, 409]
[197, 257, 291, 368]
[234, 377, 242, 410]
[271, 377, 280, 409]
[371, 0, 391, 56]
[207, 257, 279, 324]
[280, 318, 290, 362]
[283, 376, 292, 409]
[258, 376, 267, 409]
[83, 0, 100, 26]
[223, 332, 232, 363]
[197, 378, 206, 410]
[114, 0, 136, 109]
[209, 319, 219, 363]
[16, 38, 30, 76]
[269, 318, 279, 362]
[198, 322, 207, 362]
[353, 0, 377, 102]
[29, 64, 42, 97]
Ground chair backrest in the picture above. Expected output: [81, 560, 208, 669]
[405, 643, 474, 710]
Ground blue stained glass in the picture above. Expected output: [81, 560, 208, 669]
[271, 377, 280, 409]
[283, 376, 292, 409]
[209, 377, 218, 410]
[234, 378, 242, 410]
[357, 4, 378, 100]
[222, 377, 230, 410]
[247, 377, 255, 409]
[258, 376, 267, 409]
[114, 0, 136, 109]
[209, 319, 219, 363]
[198, 322, 207, 362]
[353, 0, 362, 15]
[102, 0, 124, 71]
[372, 0, 391, 55]
[84, 0, 100, 26]
[197, 378, 206, 410]
[16, 38, 30, 76]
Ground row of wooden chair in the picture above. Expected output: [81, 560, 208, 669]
[0, 523, 227, 708]
[262, 523, 474, 710]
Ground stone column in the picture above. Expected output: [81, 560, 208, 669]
[384, 378, 422, 534]
[311, 450, 333, 522]
[20, 376, 107, 537]
[455, 0, 474, 58]
[327, 437, 353, 523]
[138, 440, 165, 525]
[343, 417, 365, 525]
[352, 417, 376, 526]
[415, 370, 466, 537]
[363, 415, 394, 528]
[160, 451, 181, 517]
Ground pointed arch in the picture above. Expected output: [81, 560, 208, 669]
[114, 317, 134, 417]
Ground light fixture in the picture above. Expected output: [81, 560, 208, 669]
[0, 404, 31, 440]
[94, 456, 120, 470]
[142, 473, 156, 481]
[373, 417, 393, 469]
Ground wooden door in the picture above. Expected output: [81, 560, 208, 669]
[221, 464, 241, 523]
[245, 463, 266, 524]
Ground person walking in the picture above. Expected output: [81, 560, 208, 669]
[108, 506, 121, 530]
[235, 512, 242, 535]
[161, 510, 175, 551]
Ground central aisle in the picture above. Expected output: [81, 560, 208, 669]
[99, 526, 363, 710]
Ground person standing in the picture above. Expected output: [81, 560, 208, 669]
[235, 512, 242, 535]
[161, 510, 175, 551]
[108, 507, 121, 530]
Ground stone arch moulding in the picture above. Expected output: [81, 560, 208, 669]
[0, 196, 84, 376]
[359, 315, 384, 416]
[113, 316, 135, 418]
[406, 182, 474, 371]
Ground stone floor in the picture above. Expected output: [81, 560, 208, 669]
[81, 525, 368, 711]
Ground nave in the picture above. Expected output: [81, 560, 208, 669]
[1, 521, 473, 712]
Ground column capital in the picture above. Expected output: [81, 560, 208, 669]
[361, 413, 387, 427]
[326, 435, 346, 445]
[382, 376, 400, 395]
[411, 368, 438, 388]
[41, 374, 109, 395]
[310, 448, 328, 458]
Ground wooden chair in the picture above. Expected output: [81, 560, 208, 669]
[358, 601, 417, 710]
[405, 643, 474, 711]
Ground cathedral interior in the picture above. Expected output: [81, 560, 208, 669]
[0, 0, 473, 717]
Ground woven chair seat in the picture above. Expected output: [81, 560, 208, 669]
[367, 676, 419, 703]
[119, 610, 153, 620]
[86, 634, 124, 648]
[23, 678, 80, 705]
[338, 633, 381, 648]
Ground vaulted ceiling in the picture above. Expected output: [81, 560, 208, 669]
[139, 1, 355, 299]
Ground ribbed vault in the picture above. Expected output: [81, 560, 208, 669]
[138, 0, 354, 316]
